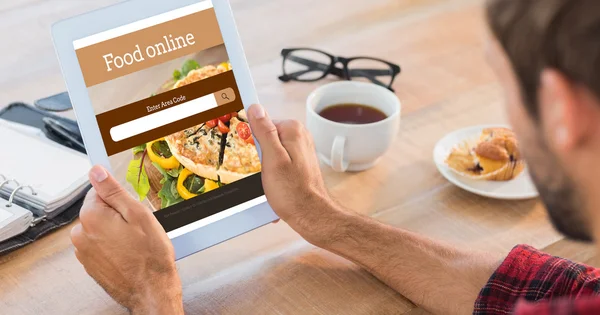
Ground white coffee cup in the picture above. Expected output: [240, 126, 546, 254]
[306, 81, 401, 172]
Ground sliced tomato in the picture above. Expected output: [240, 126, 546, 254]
[244, 136, 255, 145]
[236, 122, 252, 140]
[206, 119, 218, 128]
[219, 114, 232, 123]
[231, 112, 238, 118]
[218, 119, 230, 134]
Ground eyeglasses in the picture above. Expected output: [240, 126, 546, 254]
[278, 48, 401, 92]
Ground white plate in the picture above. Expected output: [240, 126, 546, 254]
[433, 125, 539, 200]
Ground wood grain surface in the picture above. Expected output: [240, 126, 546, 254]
[0, 0, 596, 314]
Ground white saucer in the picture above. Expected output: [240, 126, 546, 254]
[433, 125, 539, 200]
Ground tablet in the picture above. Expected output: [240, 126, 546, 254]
[52, 0, 277, 260]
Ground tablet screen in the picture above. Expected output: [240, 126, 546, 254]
[72, 2, 265, 238]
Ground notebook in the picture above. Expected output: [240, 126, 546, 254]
[0, 119, 91, 242]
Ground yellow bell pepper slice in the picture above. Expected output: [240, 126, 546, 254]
[177, 168, 200, 200]
[218, 62, 232, 71]
[204, 179, 219, 193]
[146, 139, 180, 170]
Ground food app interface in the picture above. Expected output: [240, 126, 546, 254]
[73, 1, 264, 238]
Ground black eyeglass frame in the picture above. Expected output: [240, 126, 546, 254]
[278, 48, 401, 92]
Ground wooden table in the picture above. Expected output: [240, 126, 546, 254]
[0, 0, 597, 314]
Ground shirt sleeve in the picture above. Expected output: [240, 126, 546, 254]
[473, 244, 600, 315]
[513, 298, 600, 315]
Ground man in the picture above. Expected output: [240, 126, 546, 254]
[71, 0, 600, 314]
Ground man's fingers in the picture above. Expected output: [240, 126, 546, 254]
[276, 120, 309, 161]
[88, 165, 140, 223]
[71, 223, 86, 251]
[79, 192, 130, 236]
[247, 104, 291, 164]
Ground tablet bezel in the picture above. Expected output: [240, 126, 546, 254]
[52, 0, 277, 260]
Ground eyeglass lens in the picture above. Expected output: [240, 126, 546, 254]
[283, 50, 331, 81]
[346, 58, 394, 88]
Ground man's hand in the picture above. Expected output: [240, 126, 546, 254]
[247, 104, 501, 315]
[247, 104, 346, 246]
[71, 166, 183, 315]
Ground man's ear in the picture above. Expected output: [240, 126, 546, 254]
[538, 69, 598, 153]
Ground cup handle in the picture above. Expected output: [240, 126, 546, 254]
[331, 136, 349, 172]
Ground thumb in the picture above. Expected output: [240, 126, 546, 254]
[247, 104, 290, 163]
[88, 165, 140, 222]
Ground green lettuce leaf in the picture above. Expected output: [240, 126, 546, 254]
[173, 69, 182, 81]
[181, 60, 200, 77]
[184, 175, 205, 194]
[132, 144, 146, 155]
[126, 157, 150, 201]
[170, 180, 180, 199]
[152, 162, 182, 179]
[151, 140, 173, 158]
[152, 162, 185, 208]
[166, 165, 183, 178]
[158, 178, 184, 208]
[152, 162, 169, 178]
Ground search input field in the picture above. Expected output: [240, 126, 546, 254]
[110, 88, 236, 142]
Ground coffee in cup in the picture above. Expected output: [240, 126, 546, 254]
[306, 82, 401, 172]
[318, 103, 388, 125]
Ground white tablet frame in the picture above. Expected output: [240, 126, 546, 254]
[52, 0, 277, 260]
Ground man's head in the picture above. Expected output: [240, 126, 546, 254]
[484, 0, 600, 242]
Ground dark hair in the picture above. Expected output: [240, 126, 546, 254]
[485, 0, 600, 118]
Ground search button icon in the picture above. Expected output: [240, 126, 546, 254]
[214, 88, 236, 106]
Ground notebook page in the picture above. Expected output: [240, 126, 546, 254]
[0, 119, 44, 137]
[0, 125, 90, 200]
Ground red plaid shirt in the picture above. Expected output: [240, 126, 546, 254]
[474, 245, 600, 315]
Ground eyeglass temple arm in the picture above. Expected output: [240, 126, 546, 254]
[279, 68, 317, 81]
[348, 69, 395, 76]
[286, 55, 331, 71]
